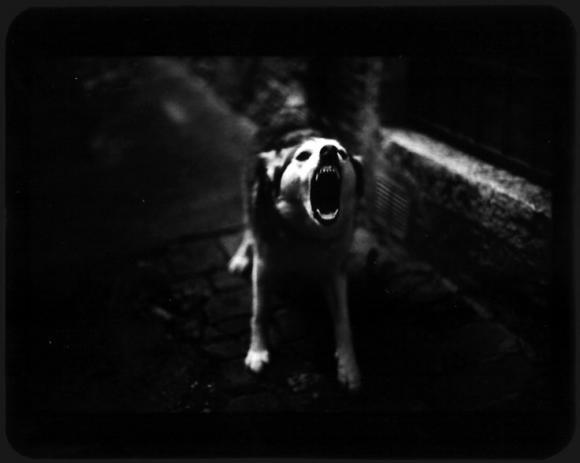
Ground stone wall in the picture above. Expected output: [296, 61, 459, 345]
[370, 128, 552, 332]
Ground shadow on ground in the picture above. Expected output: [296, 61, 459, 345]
[77, 228, 546, 415]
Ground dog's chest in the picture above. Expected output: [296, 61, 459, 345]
[260, 232, 352, 278]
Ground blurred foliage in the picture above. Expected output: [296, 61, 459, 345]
[186, 57, 307, 115]
[70, 56, 310, 126]
[8, 55, 308, 141]
[8, 55, 384, 172]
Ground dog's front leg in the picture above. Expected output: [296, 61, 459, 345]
[244, 252, 271, 373]
[228, 230, 253, 275]
[324, 272, 361, 391]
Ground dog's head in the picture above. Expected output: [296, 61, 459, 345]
[258, 136, 363, 238]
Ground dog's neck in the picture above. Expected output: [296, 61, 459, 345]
[266, 199, 353, 245]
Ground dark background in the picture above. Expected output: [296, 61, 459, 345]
[4, 6, 576, 459]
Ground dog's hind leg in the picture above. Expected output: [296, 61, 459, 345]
[245, 252, 272, 373]
[228, 230, 254, 275]
[324, 272, 361, 391]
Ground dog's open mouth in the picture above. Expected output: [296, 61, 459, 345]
[311, 164, 341, 224]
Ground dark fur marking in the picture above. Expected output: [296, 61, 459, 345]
[350, 155, 364, 197]
[249, 155, 285, 242]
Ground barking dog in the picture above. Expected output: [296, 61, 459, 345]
[228, 129, 364, 390]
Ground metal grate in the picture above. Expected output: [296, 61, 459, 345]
[406, 56, 562, 186]
[373, 173, 411, 241]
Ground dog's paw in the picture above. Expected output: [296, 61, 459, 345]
[228, 254, 250, 275]
[336, 354, 362, 391]
[244, 348, 270, 373]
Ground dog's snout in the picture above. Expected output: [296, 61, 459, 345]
[320, 145, 339, 162]
[320, 144, 347, 162]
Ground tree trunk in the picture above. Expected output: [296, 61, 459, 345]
[305, 57, 384, 221]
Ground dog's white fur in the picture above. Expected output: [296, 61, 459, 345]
[229, 137, 362, 390]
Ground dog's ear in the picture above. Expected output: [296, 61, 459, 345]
[257, 149, 290, 197]
[350, 154, 364, 197]
[260, 147, 296, 190]
[258, 149, 282, 179]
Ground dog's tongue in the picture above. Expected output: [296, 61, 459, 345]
[311, 167, 341, 222]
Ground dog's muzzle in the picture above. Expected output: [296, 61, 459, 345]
[311, 147, 342, 225]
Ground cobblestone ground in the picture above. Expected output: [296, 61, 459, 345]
[100, 226, 547, 414]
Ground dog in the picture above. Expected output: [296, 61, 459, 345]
[228, 127, 364, 390]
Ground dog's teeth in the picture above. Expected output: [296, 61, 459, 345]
[319, 166, 338, 175]
[315, 165, 342, 181]
[316, 208, 339, 220]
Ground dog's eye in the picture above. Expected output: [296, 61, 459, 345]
[295, 151, 311, 161]
[338, 149, 347, 160]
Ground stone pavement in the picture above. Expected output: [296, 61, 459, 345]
[99, 226, 549, 414]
